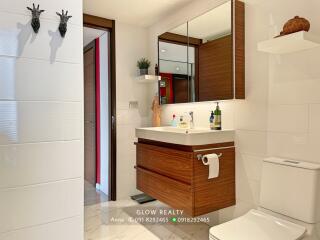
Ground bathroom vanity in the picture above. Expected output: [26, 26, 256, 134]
[135, 127, 235, 217]
[134, 0, 244, 217]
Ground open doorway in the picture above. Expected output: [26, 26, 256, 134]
[83, 15, 116, 205]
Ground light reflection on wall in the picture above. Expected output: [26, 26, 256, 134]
[0, 102, 18, 144]
[0, 57, 16, 100]
[0, 28, 18, 144]
[0, 29, 18, 57]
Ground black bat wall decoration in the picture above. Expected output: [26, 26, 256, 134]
[27, 3, 45, 33]
[56, 10, 72, 37]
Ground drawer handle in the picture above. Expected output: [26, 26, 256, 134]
[197, 153, 222, 161]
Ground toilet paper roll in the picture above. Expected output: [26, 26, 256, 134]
[202, 153, 220, 179]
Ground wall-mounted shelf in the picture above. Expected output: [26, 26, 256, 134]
[257, 31, 320, 54]
[136, 75, 161, 83]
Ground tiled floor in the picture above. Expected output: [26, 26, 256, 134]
[84, 199, 210, 240]
[84, 180, 109, 206]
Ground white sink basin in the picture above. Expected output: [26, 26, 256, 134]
[135, 126, 235, 146]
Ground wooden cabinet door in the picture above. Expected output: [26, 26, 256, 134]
[193, 147, 236, 216]
[198, 35, 233, 101]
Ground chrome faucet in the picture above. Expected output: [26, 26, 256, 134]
[189, 111, 194, 129]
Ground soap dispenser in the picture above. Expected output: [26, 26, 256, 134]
[171, 114, 177, 127]
[209, 111, 215, 130]
[178, 114, 188, 128]
[213, 102, 222, 130]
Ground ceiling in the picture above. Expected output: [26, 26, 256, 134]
[83, 27, 106, 47]
[159, 41, 195, 63]
[170, 1, 231, 41]
[83, 0, 194, 27]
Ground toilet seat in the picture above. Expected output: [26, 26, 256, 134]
[209, 209, 306, 240]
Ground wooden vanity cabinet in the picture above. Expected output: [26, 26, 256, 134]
[135, 139, 236, 217]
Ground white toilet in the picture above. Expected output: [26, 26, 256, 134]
[209, 157, 320, 240]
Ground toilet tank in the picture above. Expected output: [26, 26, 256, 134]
[260, 157, 320, 224]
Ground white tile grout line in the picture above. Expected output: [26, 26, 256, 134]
[0, 54, 82, 65]
[0, 177, 83, 191]
[267, 103, 312, 106]
[0, 139, 82, 147]
[307, 103, 310, 133]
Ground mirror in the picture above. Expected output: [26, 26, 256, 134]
[158, 0, 244, 104]
[158, 23, 192, 104]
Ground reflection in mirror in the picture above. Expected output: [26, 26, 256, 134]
[158, 23, 190, 104]
[158, 0, 235, 104]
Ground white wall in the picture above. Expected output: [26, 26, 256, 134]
[0, 0, 83, 239]
[231, 0, 320, 225]
[116, 22, 151, 199]
[99, 32, 110, 195]
[265, 1, 320, 168]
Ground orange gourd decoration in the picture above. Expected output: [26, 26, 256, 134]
[276, 16, 310, 37]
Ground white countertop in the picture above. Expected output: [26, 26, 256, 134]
[135, 126, 235, 146]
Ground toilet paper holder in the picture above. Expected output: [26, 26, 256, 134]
[196, 153, 222, 161]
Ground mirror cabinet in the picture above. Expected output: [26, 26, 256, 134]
[158, 0, 244, 104]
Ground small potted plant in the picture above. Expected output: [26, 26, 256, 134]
[137, 58, 151, 75]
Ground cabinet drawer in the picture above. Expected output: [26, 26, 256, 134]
[136, 167, 193, 216]
[136, 143, 193, 184]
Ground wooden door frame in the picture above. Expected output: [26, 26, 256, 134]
[84, 14, 117, 201]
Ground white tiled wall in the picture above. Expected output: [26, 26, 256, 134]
[0, 179, 82, 233]
[0, 141, 82, 188]
[0, 57, 82, 101]
[159, 101, 235, 130]
[0, 0, 82, 25]
[0, 0, 83, 239]
[115, 22, 151, 199]
[1, 216, 83, 240]
[266, 0, 320, 165]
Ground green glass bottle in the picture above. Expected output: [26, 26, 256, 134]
[214, 103, 221, 130]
